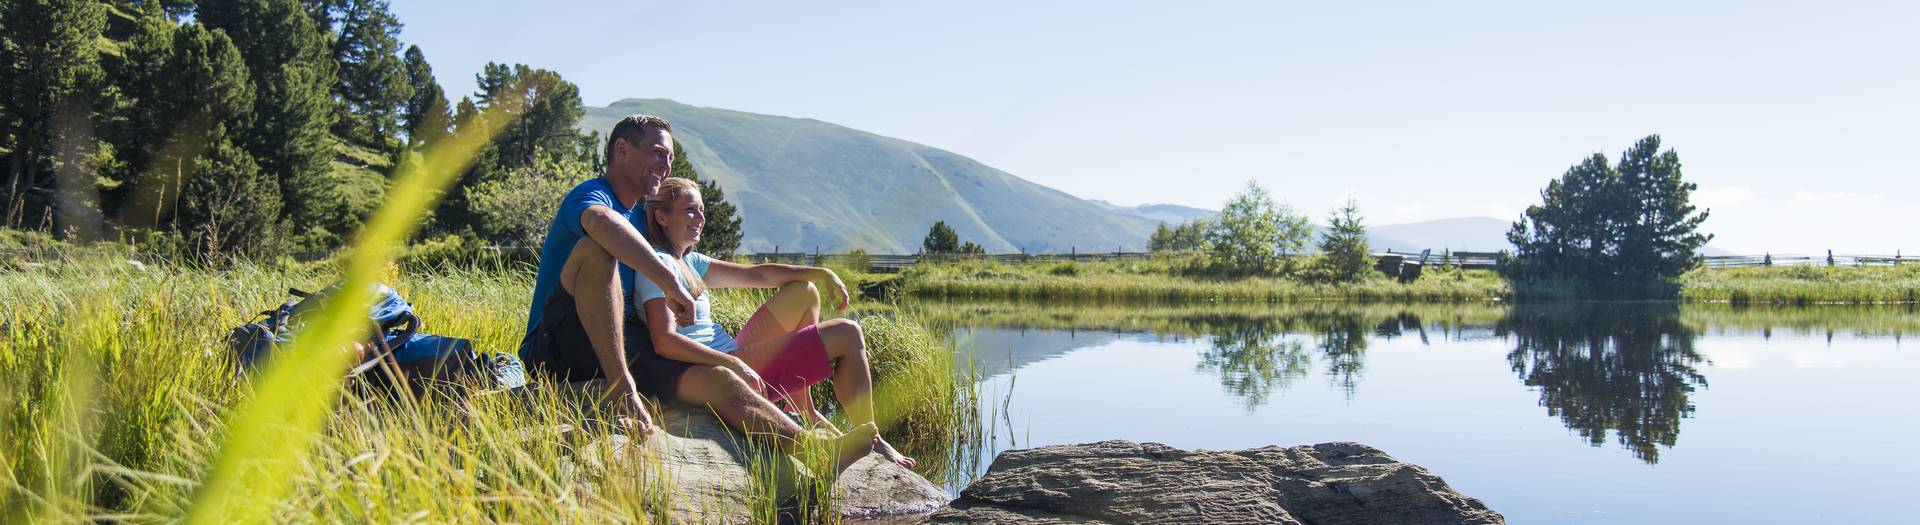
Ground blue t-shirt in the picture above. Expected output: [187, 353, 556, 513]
[632, 248, 738, 353]
[522, 178, 647, 342]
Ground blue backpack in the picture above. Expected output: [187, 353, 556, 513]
[227, 282, 527, 393]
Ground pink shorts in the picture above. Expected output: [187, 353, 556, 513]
[737, 309, 831, 402]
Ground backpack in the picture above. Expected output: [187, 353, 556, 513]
[227, 282, 527, 395]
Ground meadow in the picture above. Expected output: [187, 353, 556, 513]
[0, 252, 974, 523]
[867, 255, 1920, 305]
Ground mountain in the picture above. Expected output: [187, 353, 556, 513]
[579, 99, 1160, 254]
[1366, 217, 1516, 253]
[1092, 200, 1217, 225]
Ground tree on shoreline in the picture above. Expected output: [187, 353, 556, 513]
[921, 220, 959, 255]
[1208, 180, 1309, 274]
[1507, 135, 1711, 294]
[1316, 197, 1370, 282]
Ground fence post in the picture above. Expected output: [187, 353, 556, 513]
[1071, 246, 1076, 262]
[1898, 250, 1903, 266]
[814, 246, 820, 266]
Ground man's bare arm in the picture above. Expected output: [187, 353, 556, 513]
[580, 206, 695, 324]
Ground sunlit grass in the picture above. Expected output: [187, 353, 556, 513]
[884, 257, 1510, 302]
[0, 258, 976, 522]
[2, 98, 976, 522]
[1681, 265, 1920, 305]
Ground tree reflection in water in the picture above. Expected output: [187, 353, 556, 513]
[1498, 303, 1708, 464]
[1196, 322, 1309, 412]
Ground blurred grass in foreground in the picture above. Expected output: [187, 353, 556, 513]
[0, 260, 975, 522]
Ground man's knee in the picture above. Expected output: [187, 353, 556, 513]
[562, 239, 617, 293]
[682, 365, 753, 400]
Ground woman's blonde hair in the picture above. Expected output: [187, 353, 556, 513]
[642, 177, 707, 298]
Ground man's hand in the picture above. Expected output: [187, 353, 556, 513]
[667, 284, 697, 327]
[605, 386, 656, 439]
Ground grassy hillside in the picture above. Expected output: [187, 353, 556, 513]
[579, 99, 1161, 254]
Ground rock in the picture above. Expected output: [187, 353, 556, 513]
[926, 440, 1503, 525]
[559, 381, 949, 522]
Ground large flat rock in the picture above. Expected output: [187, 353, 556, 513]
[560, 382, 949, 522]
[927, 440, 1503, 525]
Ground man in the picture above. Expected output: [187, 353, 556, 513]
[518, 115, 871, 459]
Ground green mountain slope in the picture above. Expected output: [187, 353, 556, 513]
[580, 99, 1159, 254]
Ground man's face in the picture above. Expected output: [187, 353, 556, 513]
[616, 127, 674, 196]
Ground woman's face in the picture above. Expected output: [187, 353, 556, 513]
[656, 189, 706, 249]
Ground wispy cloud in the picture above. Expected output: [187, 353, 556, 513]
[1790, 190, 1861, 207]
[1693, 186, 1754, 209]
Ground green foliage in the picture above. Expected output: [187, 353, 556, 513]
[922, 220, 959, 254]
[432, 63, 587, 236]
[467, 156, 592, 247]
[1148, 219, 1214, 253]
[399, 45, 450, 149]
[668, 139, 742, 257]
[1208, 180, 1310, 275]
[176, 139, 282, 259]
[326, 0, 411, 150]
[1508, 135, 1712, 295]
[197, 0, 344, 250]
[0, 0, 108, 229]
[959, 240, 986, 256]
[1315, 197, 1371, 283]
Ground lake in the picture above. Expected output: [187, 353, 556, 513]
[903, 300, 1918, 524]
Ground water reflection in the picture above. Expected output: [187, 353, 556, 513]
[1497, 303, 1707, 464]
[900, 298, 1908, 467]
[1195, 322, 1308, 411]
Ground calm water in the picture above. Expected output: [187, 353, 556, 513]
[908, 300, 1919, 524]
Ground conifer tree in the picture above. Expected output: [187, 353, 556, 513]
[0, 0, 107, 228]
[328, 0, 410, 149]
[1316, 197, 1371, 282]
[197, 0, 342, 248]
[400, 45, 451, 149]
[667, 140, 742, 257]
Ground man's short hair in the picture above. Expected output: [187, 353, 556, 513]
[605, 114, 673, 163]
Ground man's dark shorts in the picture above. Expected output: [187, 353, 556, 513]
[519, 288, 693, 403]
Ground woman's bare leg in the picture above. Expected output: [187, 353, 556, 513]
[733, 281, 820, 355]
[816, 319, 915, 468]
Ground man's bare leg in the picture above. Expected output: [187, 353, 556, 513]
[558, 238, 652, 435]
[674, 365, 874, 473]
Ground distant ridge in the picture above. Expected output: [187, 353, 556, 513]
[579, 99, 1159, 254]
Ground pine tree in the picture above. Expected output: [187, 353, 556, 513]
[922, 220, 959, 254]
[328, 0, 409, 150]
[0, 0, 108, 228]
[1316, 197, 1371, 282]
[400, 45, 451, 149]
[1508, 135, 1712, 292]
[111, 20, 261, 238]
[472, 62, 584, 171]
[667, 140, 742, 257]
[198, 0, 342, 249]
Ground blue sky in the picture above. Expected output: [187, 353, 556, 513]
[391, 1, 1917, 254]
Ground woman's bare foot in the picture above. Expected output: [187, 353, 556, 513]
[831, 422, 879, 474]
[872, 435, 917, 469]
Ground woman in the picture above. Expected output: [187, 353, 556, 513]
[631, 177, 915, 469]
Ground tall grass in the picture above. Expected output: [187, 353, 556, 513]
[888, 258, 1510, 302]
[0, 258, 975, 522]
[1681, 265, 1920, 305]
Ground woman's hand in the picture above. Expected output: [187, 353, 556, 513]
[814, 268, 852, 312]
